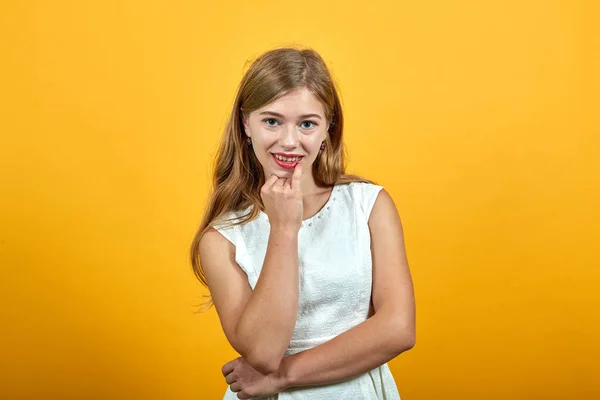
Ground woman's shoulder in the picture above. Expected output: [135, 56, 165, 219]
[335, 178, 384, 219]
[335, 175, 381, 189]
[212, 210, 244, 229]
[336, 179, 383, 196]
[211, 206, 264, 236]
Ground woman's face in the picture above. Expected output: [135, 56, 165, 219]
[242, 87, 329, 180]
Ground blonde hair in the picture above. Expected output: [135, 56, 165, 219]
[190, 46, 373, 308]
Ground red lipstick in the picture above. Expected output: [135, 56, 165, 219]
[271, 153, 303, 169]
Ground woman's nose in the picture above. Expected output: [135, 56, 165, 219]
[279, 124, 300, 148]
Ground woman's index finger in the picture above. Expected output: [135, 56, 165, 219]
[291, 161, 303, 190]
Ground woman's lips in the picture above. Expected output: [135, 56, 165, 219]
[272, 154, 303, 169]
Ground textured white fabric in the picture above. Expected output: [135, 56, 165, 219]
[214, 182, 401, 400]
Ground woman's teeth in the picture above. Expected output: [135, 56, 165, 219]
[274, 154, 300, 162]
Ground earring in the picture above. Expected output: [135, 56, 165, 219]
[246, 137, 252, 146]
[320, 142, 326, 150]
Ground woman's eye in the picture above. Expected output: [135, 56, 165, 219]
[301, 121, 316, 129]
[264, 118, 279, 126]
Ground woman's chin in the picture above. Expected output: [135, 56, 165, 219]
[267, 170, 292, 179]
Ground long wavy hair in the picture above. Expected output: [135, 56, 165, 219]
[190, 46, 373, 309]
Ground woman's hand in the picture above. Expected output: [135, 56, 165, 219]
[260, 161, 303, 232]
[222, 357, 287, 399]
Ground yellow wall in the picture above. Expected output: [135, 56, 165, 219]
[1, 1, 598, 398]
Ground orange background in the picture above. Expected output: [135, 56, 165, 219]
[1, 1, 599, 399]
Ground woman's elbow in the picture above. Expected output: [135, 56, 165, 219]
[233, 329, 284, 374]
[391, 320, 416, 354]
[399, 329, 416, 352]
[245, 352, 282, 375]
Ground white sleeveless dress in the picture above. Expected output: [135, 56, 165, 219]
[213, 182, 401, 400]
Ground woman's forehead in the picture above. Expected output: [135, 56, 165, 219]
[257, 88, 325, 117]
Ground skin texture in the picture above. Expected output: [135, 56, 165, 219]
[200, 87, 416, 399]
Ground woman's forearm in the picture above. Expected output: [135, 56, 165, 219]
[276, 310, 415, 388]
[235, 227, 300, 373]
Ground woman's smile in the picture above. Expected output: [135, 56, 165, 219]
[271, 153, 303, 169]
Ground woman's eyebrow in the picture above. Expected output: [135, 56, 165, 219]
[259, 111, 322, 120]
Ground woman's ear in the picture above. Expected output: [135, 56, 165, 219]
[241, 109, 250, 136]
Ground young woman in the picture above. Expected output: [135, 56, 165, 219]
[191, 47, 416, 399]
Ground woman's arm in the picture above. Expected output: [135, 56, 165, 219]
[201, 226, 299, 374]
[201, 170, 305, 375]
[276, 189, 416, 388]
